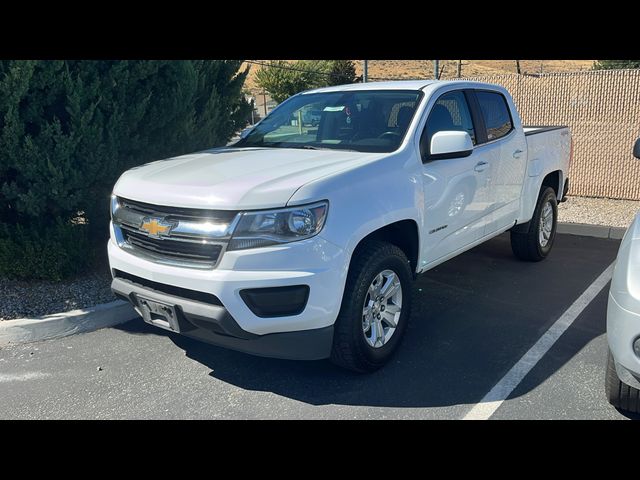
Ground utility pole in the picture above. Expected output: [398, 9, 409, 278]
[363, 60, 368, 83]
[515, 60, 521, 75]
[262, 88, 267, 117]
[457, 60, 462, 78]
[434, 60, 439, 79]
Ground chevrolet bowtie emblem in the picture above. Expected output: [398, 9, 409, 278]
[140, 217, 175, 237]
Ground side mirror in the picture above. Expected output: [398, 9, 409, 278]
[634, 137, 640, 159]
[430, 131, 474, 160]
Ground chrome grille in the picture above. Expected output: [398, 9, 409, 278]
[118, 197, 238, 223]
[112, 197, 240, 269]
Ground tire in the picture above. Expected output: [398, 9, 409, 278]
[605, 348, 640, 413]
[330, 240, 413, 373]
[511, 186, 558, 262]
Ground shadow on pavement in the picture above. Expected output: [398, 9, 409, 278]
[115, 233, 622, 409]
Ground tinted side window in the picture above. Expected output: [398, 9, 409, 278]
[420, 91, 476, 160]
[475, 91, 513, 141]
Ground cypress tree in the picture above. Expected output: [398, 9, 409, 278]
[0, 60, 251, 279]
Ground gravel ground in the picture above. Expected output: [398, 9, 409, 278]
[558, 196, 640, 228]
[0, 268, 115, 320]
[1, 195, 637, 321]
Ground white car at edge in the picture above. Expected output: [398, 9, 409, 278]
[606, 137, 640, 413]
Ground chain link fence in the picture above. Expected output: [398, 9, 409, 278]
[461, 70, 640, 200]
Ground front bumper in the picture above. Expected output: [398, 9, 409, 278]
[108, 223, 348, 358]
[607, 292, 640, 385]
[111, 275, 333, 360]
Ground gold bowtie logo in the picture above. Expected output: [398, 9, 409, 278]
[140, 217, 174, 237]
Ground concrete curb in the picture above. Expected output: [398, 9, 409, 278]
[0, 300, 138, 346]
[557, 222, 627, 240]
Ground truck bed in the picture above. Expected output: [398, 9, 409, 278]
[519, 124, 571, 217]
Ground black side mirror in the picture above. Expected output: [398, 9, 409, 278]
[634, 138, 640, 159]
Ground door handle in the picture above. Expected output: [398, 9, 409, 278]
[513, 149, 524, 159]
[474, 161, 488, 172]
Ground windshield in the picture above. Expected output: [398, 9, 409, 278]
[235, 90, 423, 153]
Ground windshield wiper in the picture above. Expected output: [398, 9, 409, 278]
[237, 143, 360, 152]
[292, 144, 359, 152]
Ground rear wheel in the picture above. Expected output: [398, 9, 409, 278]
[330, 241, 413, 373]
[511, 186, 558, 262]
[605, 348, 640, 414]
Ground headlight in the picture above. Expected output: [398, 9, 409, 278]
[228, 201, 328, 250]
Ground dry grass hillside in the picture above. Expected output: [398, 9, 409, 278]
[242, 60, 594, 94]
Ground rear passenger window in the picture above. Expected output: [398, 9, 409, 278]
[475, 91, 513, 141]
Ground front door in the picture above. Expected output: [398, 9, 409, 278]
[420, 90, 493, 266]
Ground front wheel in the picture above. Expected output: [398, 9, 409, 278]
[330, 240, 413, 373]
[511, 186, 558, 262]
[605, 348, 640, 414]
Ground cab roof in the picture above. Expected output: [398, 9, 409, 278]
[303, 79, 501, 95]
[303, 80, 436, 94]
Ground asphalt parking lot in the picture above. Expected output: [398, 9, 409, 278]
[0, 232, 635, 419]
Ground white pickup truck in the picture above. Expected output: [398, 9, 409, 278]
[108, 80, 572, 372]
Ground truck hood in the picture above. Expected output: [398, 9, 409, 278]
[114, 147, 382, 210]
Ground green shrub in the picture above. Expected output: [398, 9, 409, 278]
[592, 60, 640, 70]
[0, 222, 90, 280]
[0, 60, 252, 280]
[254, 60, 359, 104]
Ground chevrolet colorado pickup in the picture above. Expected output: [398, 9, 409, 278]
[108, 80, 572, 372]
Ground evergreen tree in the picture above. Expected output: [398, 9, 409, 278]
[327, 60, 357, 85]
[0, 60, 251, 279]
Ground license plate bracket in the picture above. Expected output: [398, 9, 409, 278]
[136, 295, 180, 332]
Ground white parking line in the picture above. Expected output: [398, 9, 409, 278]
[0, 372, 50, 383]
[463, 261, 616, 420]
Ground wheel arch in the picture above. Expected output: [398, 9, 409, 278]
[348, 219, 420, 278]
[517, 169, 564, 227]
[541, 170, 562, 198]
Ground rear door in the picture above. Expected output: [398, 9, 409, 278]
[470, 90, 527, 234]
[419, 89, 493, 265]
